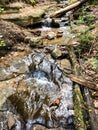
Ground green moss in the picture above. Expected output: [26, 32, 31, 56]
[74, 85, 86, 130]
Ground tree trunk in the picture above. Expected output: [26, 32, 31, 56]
[50, 0, 86, 18]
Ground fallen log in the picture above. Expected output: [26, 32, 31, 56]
[83, 88, 98, 130]
[69, 74, 98, 91]
[50, 0, 86, 18]
[69, 46, 87, 130]
[69, 46, 98, 130]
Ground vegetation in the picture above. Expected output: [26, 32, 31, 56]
[29, 0, 36, 5]
[0, 39, 6, 48]
[86, 58, 98, 70]
[89, 0, 98, 5]
[75, 32, 93, 54]
[0, 7, 4, 13]
[76, 6, 95, 25]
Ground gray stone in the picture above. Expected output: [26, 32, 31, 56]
[0, 58, 30, 81]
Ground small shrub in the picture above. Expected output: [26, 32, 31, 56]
[76, 32, 94, 54]
[77, 16, 85, 24]
[77, 14, 95, 25]
[84, 14, 95, 25]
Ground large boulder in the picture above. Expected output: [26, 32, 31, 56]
[0, 6, 46, 27]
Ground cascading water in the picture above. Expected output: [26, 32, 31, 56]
[41, 17, 52, 30]
[0, 51, 74, 130]
[0, 1, 75, 129]
[25, 52, 74, 129]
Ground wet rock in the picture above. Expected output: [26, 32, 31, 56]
[60, 59, 72, 74]
[0, 52, 74, 129]
[57, 30, 63, 38]
[0, 112, 8, 129]
[29, 37, 43, 47]
[0, 56, 30, 81]
[61, 17, 69, 22]
[0, 109, 25, 130]
[51, 19, 60, 28]
[60, 18, 69, 26]
[47, 32, 56, 40]
[67, 116, 74, 125]
[32, 124, 65, 130]
[8, 113, 16, 130]
[51, 47, 62, 59]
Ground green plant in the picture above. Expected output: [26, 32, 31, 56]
[87, 58, 98, 70]
[77, 14, 95, 25]
[95, 35, 98, 42]
[30, 0, 36, 5]
[76, 32, 94, 54]
[89, 0, 98, 5]
[84, 14, 95, 25]
[0, 39, 6, 47]
[95, 54, 98, 59]
[77, 16, 85, 24]
[0, 7, 4, 13]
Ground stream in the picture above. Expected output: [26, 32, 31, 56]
[0, 1, 76, 130]
[0, 52, 74, 130]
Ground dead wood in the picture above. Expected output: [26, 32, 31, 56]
[84, 88, 98, 130]
[69, 46, 98, 129]
[69, 46, 87, 130]
[50, 0, 86, 18]
[69, 74, 98, 91]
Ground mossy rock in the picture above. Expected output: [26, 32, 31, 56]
[29, 37, 43, 47]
